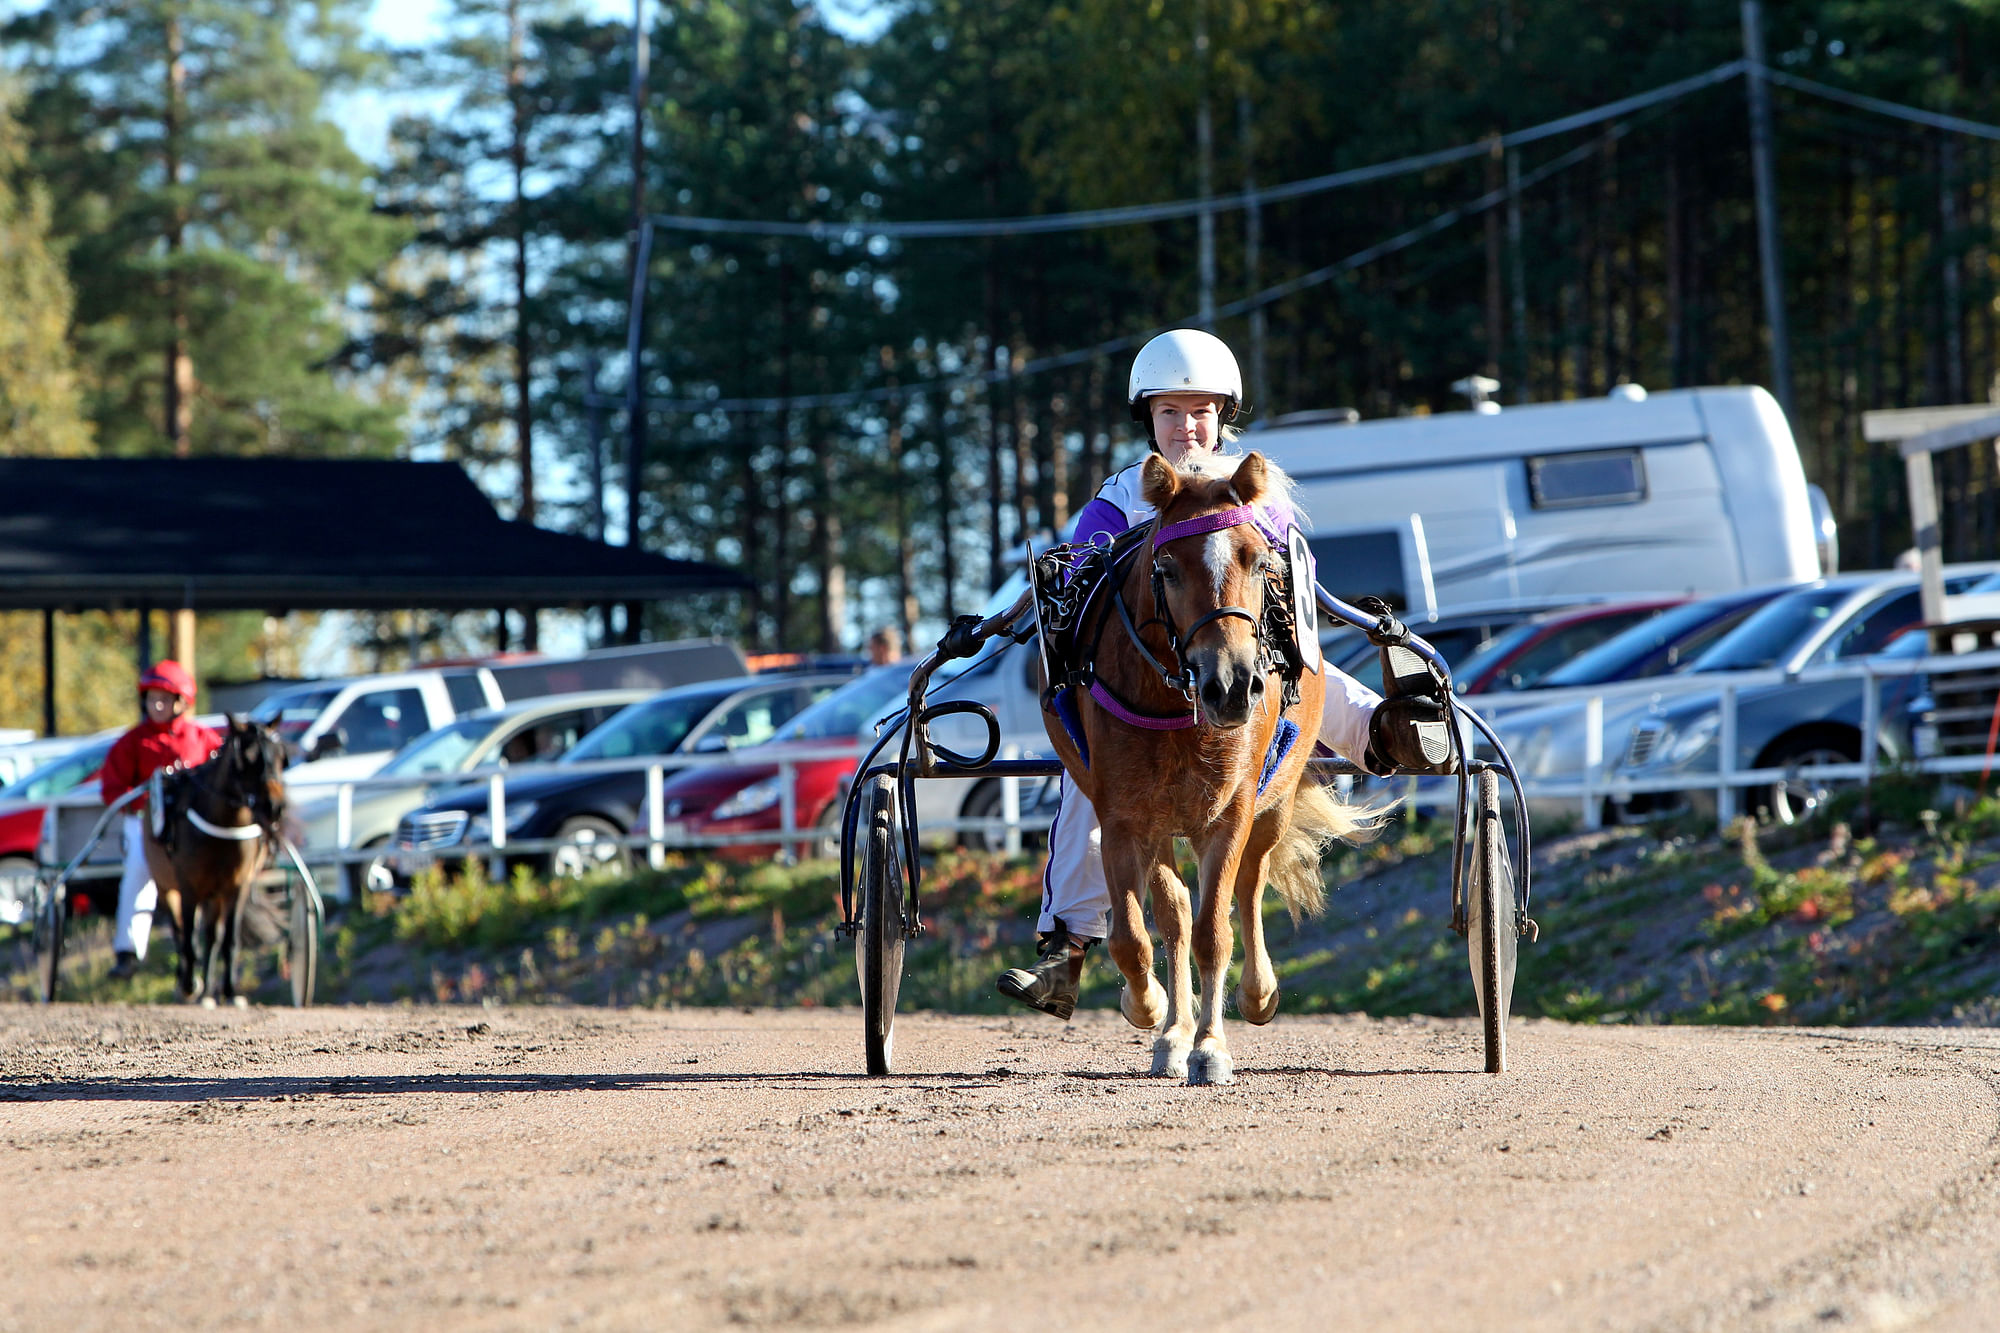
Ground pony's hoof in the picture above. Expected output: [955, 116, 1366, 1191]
[1187, 1047, 1235, 1086]
[1236, 984, 1280, 1026]
[1150, 1039, 1190, 1079]
[199, 996, 218, 1010]
[230, 995, 248, 1010]
[1121, 977, 1166, 1030]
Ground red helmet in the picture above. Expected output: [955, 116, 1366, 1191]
[138, 659, 196, 702]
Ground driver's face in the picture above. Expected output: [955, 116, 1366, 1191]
[1150, 394, 1224, 464]
[143, 689, 183, 724]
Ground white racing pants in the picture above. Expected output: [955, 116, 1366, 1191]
[1038, 669, 1382, 940]
[114, 813, 157, 959]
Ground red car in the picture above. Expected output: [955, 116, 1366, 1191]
[0, 736, 116, 925]
[1451, 600, 1684, 695]
[650, 665, 913, 860]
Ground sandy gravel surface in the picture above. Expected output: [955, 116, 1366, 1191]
[2, 1006, 1999, 1332]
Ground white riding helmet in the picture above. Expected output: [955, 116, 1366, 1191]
[1128, 328, 1243, 426]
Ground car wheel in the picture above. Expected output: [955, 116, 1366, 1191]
[0, 855, 37, 928]
[548, 816, 630, 879]
[1758, 730, 1860, 827]
[957, 777, 1051, 853]
[807, 801, 845, 861]
[346, 837, 391, 902]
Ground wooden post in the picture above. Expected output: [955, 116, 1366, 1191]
[1905, 449, 1946, 628]
[1742, 0, 1796, 422]
[170, 607, 196, 683]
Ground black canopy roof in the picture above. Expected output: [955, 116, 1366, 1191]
[0, 458, 750, 611]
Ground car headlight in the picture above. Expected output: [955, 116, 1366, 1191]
[712, 775, 784, 821]
[1666, 711, 1720, 764]
[468, 801, 539, 842]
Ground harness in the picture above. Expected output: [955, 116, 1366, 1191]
[1033, 500, 1311, 777]
[149, 730, 282, 849]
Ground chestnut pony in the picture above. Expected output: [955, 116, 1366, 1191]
[143, 717, 288, 1004]
[1042, 451, 1377, 1084]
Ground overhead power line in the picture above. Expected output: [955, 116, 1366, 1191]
[601, 128, 1618, 415]
[1766, 67, 2000, 143]
[644, 62, 1746, 241]
[590, 63, 2000, 417]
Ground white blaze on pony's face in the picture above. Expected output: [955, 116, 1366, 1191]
[1142, 451, 1280, 730]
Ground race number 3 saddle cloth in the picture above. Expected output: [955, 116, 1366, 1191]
[1028, 522, 1320, 795]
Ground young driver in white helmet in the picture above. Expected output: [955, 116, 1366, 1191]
[995, 328, 1454, 1019]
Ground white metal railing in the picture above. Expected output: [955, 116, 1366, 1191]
[35, 741, 1061, 891]
[42, 641, 2000, 890]
[1459, 641, 2000, 830]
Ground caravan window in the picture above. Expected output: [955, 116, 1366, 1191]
[1308, 530, 1407, 611]
[1527, 449, 1646, 509]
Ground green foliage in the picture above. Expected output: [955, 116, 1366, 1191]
[0, 79, 91, 458]
[4, 0, 407, 457]
[16, 0, 2000, 650]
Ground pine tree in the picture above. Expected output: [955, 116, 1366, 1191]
[4, 0, 406, 457]
[0, 80, 91, 458]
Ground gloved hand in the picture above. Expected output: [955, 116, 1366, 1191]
[1365, 694, 1459, 775]
[1352, 594, 1408, 647]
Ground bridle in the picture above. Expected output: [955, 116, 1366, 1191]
[1094, 501, 1282, 725]
[182, 726, 284, 844]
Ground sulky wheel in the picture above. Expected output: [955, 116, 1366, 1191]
[854, 774, 908, 1076]
[1466, 769, 1519, 1074]
[288, 876, 322, 1008]
[34, 877, 65, 1005]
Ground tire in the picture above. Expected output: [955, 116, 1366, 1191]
[1757, 730, 1860, 827]
[855, 775, 907, 1076]
[1466, 770, 1518, 1075]
[956, 778, 1051, 853]
[34, 877, 64, 1005]
[288, 878, 321, 1008]
[345, 836, 391, 903]
[807, 801, 845, 861]
[548, 816, 630, 879]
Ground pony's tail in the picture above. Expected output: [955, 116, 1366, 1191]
[1267, 774, 1397, 923]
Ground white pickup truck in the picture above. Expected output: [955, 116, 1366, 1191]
[251, 639, 753, 790]
[252, 668, 505, 790]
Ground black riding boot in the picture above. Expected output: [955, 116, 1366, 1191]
[995, 920, 1096, 1020]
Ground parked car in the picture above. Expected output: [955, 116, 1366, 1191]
[389, 672, 854, 882]
[1606, 567, 2000, 823]
[1322, 596, 1620, 694]
[294, 689, 652, 898]
[254, 669, 507, 786]
[0, 735, 118, 925]
[642, 637, 1064, 860]
[1447, 599, 1682, 696]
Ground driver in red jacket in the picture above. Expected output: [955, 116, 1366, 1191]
[101, 660, 220, 978]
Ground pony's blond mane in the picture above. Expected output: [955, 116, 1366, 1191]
[1171, 452, 1306, 526]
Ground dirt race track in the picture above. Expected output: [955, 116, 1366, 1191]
[4, 1008, 2000, 1332]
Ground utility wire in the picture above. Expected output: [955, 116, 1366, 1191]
[644, 62, 1745, 240]
[1766, 67, 2000, 143]
[599, 129, 1617, 415]
[592, 66, 2000, 416]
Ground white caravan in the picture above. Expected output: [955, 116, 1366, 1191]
[1249, 385, 1831, 620]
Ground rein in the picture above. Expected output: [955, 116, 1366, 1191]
[175, 728, 283, 846]
[1085, 501, 1275, 731]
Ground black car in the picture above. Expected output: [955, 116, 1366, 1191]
[390, 672, 853, 881]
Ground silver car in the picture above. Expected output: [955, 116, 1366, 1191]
[295, 690, 650, 897]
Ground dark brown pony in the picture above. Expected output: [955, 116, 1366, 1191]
[143, 717, 287, 1005]
[1043, 451, 1376, 1084]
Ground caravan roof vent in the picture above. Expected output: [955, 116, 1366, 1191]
[1609, 383, 1648, 401]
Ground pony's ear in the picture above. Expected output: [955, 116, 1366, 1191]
[228, 713, 246, 732]
[1141, 454, 1181, 508]
[1230, 452, 1270, 507]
